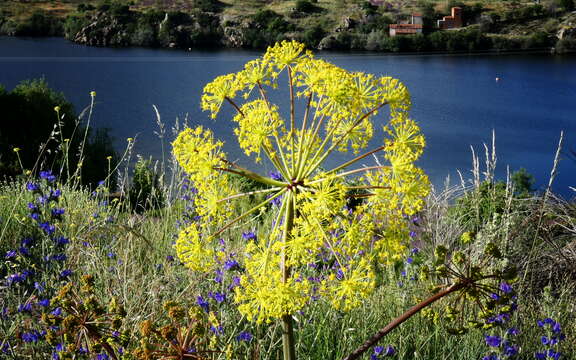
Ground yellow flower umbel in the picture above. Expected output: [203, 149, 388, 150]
[173, 40, 429, 360]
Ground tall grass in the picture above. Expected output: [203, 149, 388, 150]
[1, 120, 574, 359]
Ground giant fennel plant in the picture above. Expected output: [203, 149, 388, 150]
[172, 40, 429, 360]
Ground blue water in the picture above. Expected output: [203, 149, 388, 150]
[1, 37, 575, 196]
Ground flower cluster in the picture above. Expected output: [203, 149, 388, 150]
[534, 318, 565, 360]
[1, 171, 74, 355]
[172, 40, 429, 325]
[132, 300, 221, 360]
[480, 282, 520, 360]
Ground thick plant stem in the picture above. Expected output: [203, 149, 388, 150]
[342, 280, 471, 360]
[281, 192, 296, 360]
[282, 314, 297, 360]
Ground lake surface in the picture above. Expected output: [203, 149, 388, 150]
[1, 37, 575, 196]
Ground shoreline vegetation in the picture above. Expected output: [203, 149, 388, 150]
[1, 0, 576, 54]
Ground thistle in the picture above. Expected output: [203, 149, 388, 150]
[172, 40, 429, 360]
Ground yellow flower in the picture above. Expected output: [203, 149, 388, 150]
[54, 106, 61, 112]
[90, 91, 97, 97]
[12, 147, 20, 152]
[173, 40, 429, 325]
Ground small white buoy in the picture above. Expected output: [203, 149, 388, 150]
[495, 77, 500, 82]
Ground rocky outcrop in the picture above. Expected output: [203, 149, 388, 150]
[556, 13, 576, 39]
[72, 12, 133, 47]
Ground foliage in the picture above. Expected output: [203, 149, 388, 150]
[294, 0, 319, 14]
[0, 79, 118, 188]
[14, 11, 63, 36]
[557, 0, 575, 11]
[127, 157, 165, 213]
[244, 10, 293, 48]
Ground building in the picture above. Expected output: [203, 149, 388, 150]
[389, 14, 423, 36]
[437, 7, 463, 29]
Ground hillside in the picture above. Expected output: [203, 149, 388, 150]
[1, 0, 575, 53]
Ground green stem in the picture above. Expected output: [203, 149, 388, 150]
[327, 145, 386, 175]
[281, 191, 296, 360]
[214, 167, 285, 187]
[212, 188, 287, 237]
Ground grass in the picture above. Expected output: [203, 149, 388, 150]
[0, 130, 574, 359]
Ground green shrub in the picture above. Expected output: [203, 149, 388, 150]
[557, 0, 575, 11]
[128, 157, 164, 213]
[302, 24, 325, 48]
[0, 79, 117, 187]
[15, 11, 63, 36]
[295, 0, 317, 13]
[244, 10, 293, 48]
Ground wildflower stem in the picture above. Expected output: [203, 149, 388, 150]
[213, 167, 286, 188]
[295, 93, 313, 179]
[224, 96, 244, 117]
[327, 146, 386, 174]
[217, 187, 284, 203]
[342, 280, 471, 360]
[288, 66, 296, 175]
[281, 190, 296, 360]
[212, 188, 287, 238]
[307, 166, 389, 186]
[305, 102, 388, 178]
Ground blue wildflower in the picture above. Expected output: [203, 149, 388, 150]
[269, 171, 283, 181]
[51, 208, 65, 218]
[96, 353, 109, 360]
[224, 259, 240, 271]
[485, 335, 502, 347]
[18, 303, 32, 312]
[197, 295, 209, 312]
[26, 183, 40, 192]
[236, 331, 252, 342]
[39, 222, 55, 235]
[242, 231, 257, 241]
[21, 331, 41, 343]
[55, 237, 69, 246]
[5, 250, 17, 259]
[50, 307, 61, 317]
[500, 282, 513, 294]
[50, 189, 62, 199]
[210, 292, 226, 303]
[214, 269, 223, 283]
[59, 269, 73, 279]
[40, 170, 56, 183]
[38, 299, 50, 307]
[507, 328, 519, 336]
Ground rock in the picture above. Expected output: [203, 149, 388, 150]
[335, 16, 355, 32]
[557, 14, 576, 39]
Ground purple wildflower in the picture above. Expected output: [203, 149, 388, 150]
[236, 331, 252, 342]
[242, 231, 257, 241]
[485, 335, 502, 347]
[197, 295, 209, 312]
